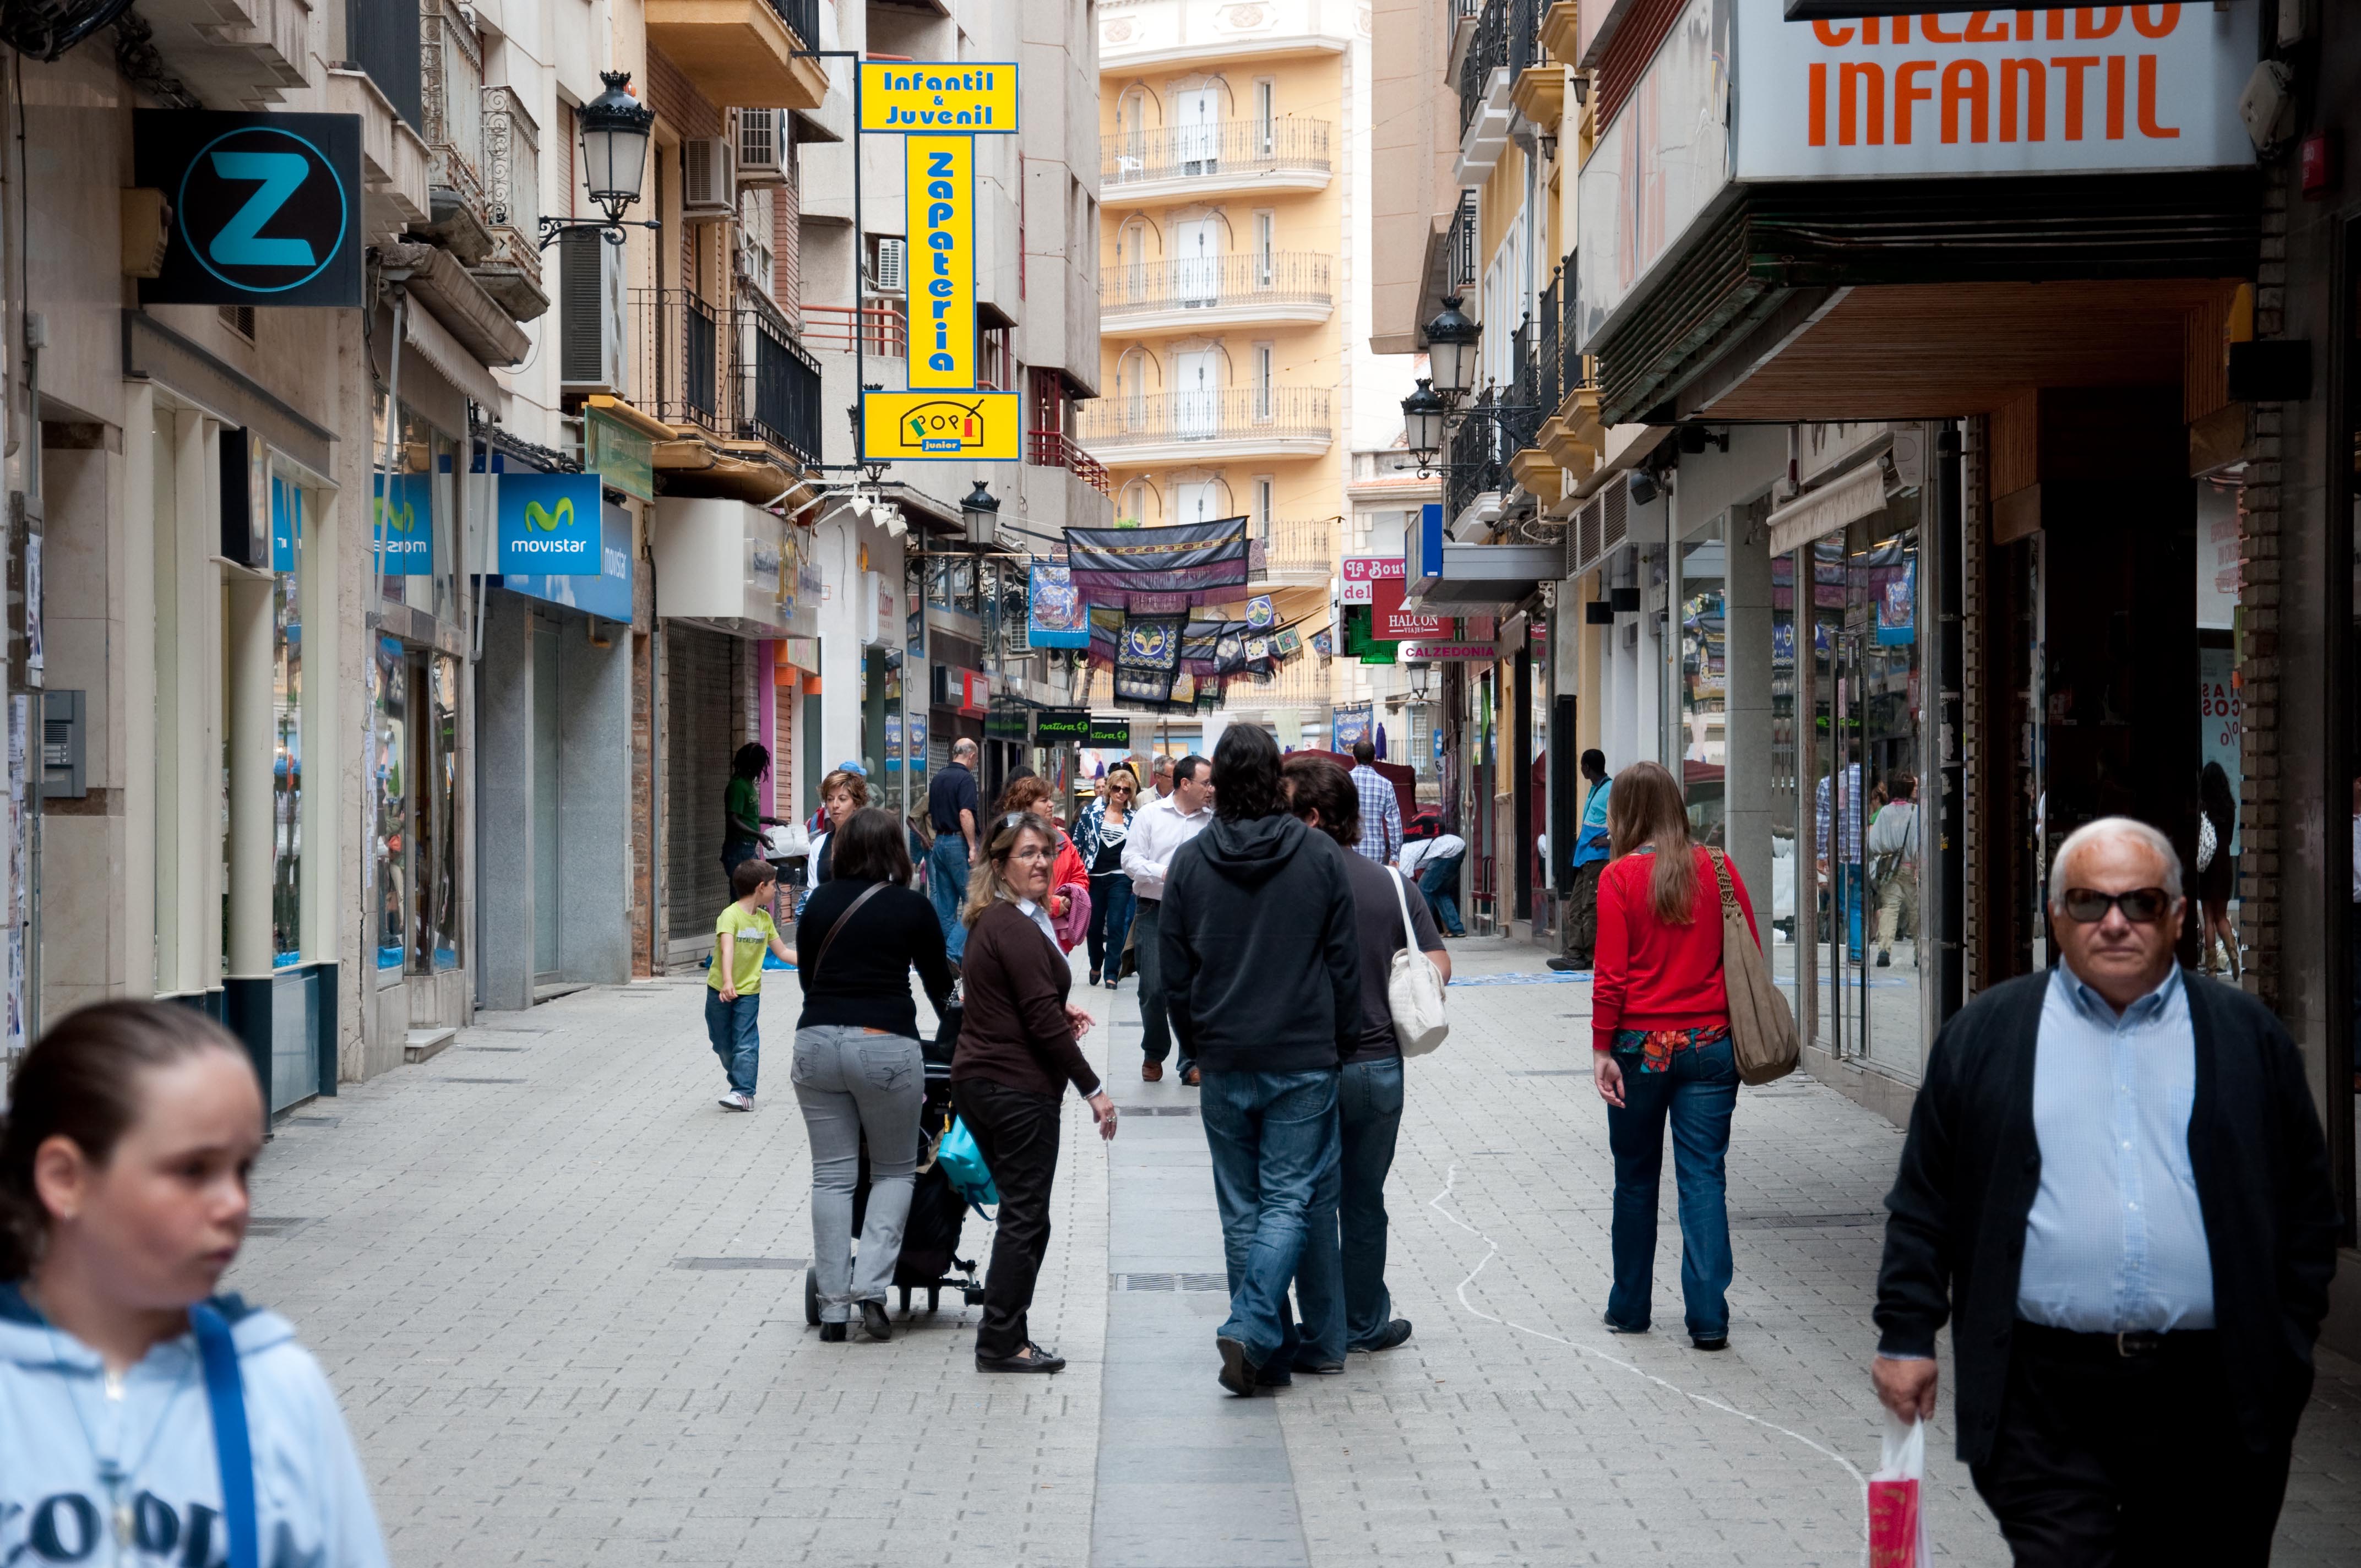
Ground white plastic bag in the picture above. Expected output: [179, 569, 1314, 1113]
[1867, 1415, 1932, 1568]
[766, 821, 812, 859]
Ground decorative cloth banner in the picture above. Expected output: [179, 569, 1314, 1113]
[1214, 622, 1248, 675]
[1026, 561, 1090, 648]
[1065, 517, 1251, 607]
[1245, 594, 1275, 629]
[1245, 634, 1273, 673]
[1181, 619, 1224, 676]
[1333, 701, 1375, 750]
[1117, 613, 1185, 672]
[1113, 667, 1176, 705]
[1310, 629, 1334, 657]
[1273, 627, 1303, 660]
[1087, 607, 1124, 668]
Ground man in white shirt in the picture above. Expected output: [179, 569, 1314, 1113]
[1122, 754, 1214, 1082]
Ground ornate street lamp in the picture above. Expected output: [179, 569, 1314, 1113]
[961, 479, 1001, 548]
[1401, 378, 1449, 471]
[541, 72, 661, 248]
[1422, 295, 1480, 402]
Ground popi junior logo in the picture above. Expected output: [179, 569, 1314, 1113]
[898, 399, 991, 454]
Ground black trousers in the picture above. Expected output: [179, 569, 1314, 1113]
[952, 1076, 1063, 1360]
[1972, 1325, 2292, 1568]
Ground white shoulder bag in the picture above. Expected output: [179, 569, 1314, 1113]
[1386, 868, 1450, 1057]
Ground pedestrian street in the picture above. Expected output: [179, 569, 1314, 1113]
[224, 943, 2361, 1567]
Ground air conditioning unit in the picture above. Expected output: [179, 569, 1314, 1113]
[682, 136, 736, 219]
[869, 236, 906, 295]
[558, 227, 626, 394]
[736, 108, 787, 187]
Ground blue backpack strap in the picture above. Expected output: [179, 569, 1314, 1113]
[188, 1302, 260, 1568]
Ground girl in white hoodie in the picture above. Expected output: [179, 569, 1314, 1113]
[0, 1001, 388, 1567]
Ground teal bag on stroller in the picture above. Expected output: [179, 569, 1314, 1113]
[935, 1115, 999, 1211]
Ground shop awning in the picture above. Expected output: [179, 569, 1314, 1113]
[1766, 458, 1884, 558]
[403, 297, 507, 415]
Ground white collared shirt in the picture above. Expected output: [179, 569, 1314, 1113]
[1121, 792, 1212, 901]
[1011, 895, 1059, 950]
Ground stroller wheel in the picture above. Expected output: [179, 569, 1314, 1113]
[804, 1267, 820, 1327]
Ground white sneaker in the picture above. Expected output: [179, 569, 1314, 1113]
[718, 1092, 752, 1112]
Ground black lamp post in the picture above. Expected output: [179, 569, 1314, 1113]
[1422, 295, 1480, 402]
[540, 71, 661, 248]
[962, 480, 1001, 548]
[1401, 378, 1449, 470]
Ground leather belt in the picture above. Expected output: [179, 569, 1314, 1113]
[2015, 1320, 2216, 1359]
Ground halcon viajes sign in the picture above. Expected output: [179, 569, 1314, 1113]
[1733, 3, 2256, 179]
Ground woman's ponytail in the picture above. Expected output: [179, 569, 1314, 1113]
[0, 1001, 249, 1280]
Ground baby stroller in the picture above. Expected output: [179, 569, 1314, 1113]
[803, 994, 987, 1322]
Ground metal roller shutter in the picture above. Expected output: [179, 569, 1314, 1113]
[666, 626, 737, 960]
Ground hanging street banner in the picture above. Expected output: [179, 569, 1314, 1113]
[134, 110, 363, 307]
[859, 63, 1020, 132]
[1066, 518, 1252, 606]
[907, 135, 976, 388]
[1026, 562, 1091, 648]
[859, 390, 1021, 461]
[497, 472, 603, 573]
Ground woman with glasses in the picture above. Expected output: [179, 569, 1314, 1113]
[951, 812, 1119, 1373]
[1076, 766, 1140, 987]
[1588, 760, 1760, 1353]
[998, 773, 1092, 953]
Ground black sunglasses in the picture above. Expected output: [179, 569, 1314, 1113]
[2058, 887, 2173, 925]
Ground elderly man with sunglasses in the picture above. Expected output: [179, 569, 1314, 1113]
[1872, 816, 2338, 1568]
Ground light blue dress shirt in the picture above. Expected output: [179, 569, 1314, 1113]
[2016, 967, 2215, 1333]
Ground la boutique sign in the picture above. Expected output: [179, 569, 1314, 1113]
[1735, 3, 2256, 180]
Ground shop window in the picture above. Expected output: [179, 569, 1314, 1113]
[416, 655, 461, 972]
[270, 475, 304, 965]
[373, 638, 407, 972]
[373, 399, 460, 625]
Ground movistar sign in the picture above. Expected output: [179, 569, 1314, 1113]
[498, 472, 602, 573]
[134, 111, 362, 308]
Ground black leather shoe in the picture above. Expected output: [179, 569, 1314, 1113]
[1216, 1335, 1258, 1396]
[1290, 1357, 1346, 1375]
[859, 1301, 893, 1342]
[1602, 1313, 1647, 1335]
[1254, 1360, 1294, 1389]
[1691, 1336, 1729, 1352]
[977, 1342, 1065, 1374]
[1353, 1318, 1413, 1353]
[819, 1321, 847, 1343]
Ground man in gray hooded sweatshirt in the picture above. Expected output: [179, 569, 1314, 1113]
[1161, 723, 1361, 1395]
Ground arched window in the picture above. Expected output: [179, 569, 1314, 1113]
[1118, 478, 1158, 526]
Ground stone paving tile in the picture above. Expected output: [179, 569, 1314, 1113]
[228, 977, 1110, 1568]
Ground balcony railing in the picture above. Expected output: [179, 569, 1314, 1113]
[1080, 388, 1332, 449]
[1101, 252, 1333, 317]
[420, 0, 486, 220]
[1102, 119, 1332, 188]
[1446, 386, 1509, 522]
[1450, 190, 1478, 289]
[737, 287, 824, 465]
[634, 288, 823, 465]
[766, 0, 820, 50]
[1457, 0, 1539, 133]
[1263, 516, 1336, 576]
[804, 302, 909, 360]
[1557, 250, 1589, 399]
[1029, 429, 1112, 497]
[479, 84, 542, 287]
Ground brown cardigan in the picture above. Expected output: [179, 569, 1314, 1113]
[951, 901, 1102, 1098]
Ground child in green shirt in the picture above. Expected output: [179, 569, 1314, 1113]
[709, 857, 796, 1110]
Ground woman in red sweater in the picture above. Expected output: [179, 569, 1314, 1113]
[1590, 760, 1758, 1351]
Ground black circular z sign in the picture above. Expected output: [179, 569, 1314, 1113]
[135, 110, 364, 309]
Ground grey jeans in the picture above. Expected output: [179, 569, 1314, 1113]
[792, 1024, 925, 1320]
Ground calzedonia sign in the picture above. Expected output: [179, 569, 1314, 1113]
[857, 62, 1022, 462]
[135, 111, 363, 308]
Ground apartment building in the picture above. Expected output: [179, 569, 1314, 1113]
[1085, 0, 1401, 741]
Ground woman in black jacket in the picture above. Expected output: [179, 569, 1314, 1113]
[792, 808, 956, 1343]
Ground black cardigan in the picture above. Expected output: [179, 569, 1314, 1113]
[1875, 969, 2340, 1464]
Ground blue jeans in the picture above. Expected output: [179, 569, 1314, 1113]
[1418, 854, 1466, 936]
[1086, 871, 1136, 979]
[705, 990, 761, 1097]
[1829, 862, 1864, 961]
[928, 834, 971, 962]
[1296, 1056, 1405, 1351]
[1200, 1068, 1343, 1369]
[1604, 1037, 1739, 1340]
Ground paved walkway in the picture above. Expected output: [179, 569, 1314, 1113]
[227, 940, 2361, 1566]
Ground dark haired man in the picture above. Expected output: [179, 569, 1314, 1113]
[1348, 738, 1402, 865]
[1123, 754, 1214, 1082]
[1565, 749, 1611, 968]
[1162, 725, 1361, 1395]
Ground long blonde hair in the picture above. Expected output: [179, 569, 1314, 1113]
[961, 810, 1057, 928]
[1606, 761, 1696, 924]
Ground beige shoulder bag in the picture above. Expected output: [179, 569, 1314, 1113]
[1707, 849, 1799, 1085]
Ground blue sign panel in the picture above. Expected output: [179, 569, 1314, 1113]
[498, 472, 601, 574]
[134, 111, 363, 308]
[1416, 502, 1445, 581]
[502, 500, 634, 622]
[373, 473, 433, 576]
[270, 475, 301, 574]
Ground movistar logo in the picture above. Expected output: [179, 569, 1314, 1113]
[525, 496, 575, 532]
[376, 497, 418, 533]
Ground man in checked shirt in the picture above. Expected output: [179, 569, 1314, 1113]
[1347, 740, 1401, 866]
[1815, 760, 1864, 962]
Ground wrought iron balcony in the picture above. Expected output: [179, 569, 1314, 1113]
[1101, 252, 1334, 322]
[1457, 0, 1540, 134]
[735, 288, 824, 466]
[1079, 388, 1332, 453]
[1101, 119, 1332, 189]
[1446, 386, 1511, 522]
[419, 0, 488, 247]
[633, 288, 823, 467]
[1029, 430, 1112, 497]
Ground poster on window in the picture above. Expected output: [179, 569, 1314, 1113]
[1876, 560, 1915, 646]
[2199, 647, 2242, 857]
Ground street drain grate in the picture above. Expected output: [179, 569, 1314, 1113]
[437, 1076, 525, 1085]
[1729, 1212, 1885, 1231]
[673, 1257, 809, 1271]
[246, 1217, 312, 1238]
[1111, 1272, 1228, 1293]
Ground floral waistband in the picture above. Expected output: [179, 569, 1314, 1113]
[1610, 1023, 1732, 1073]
